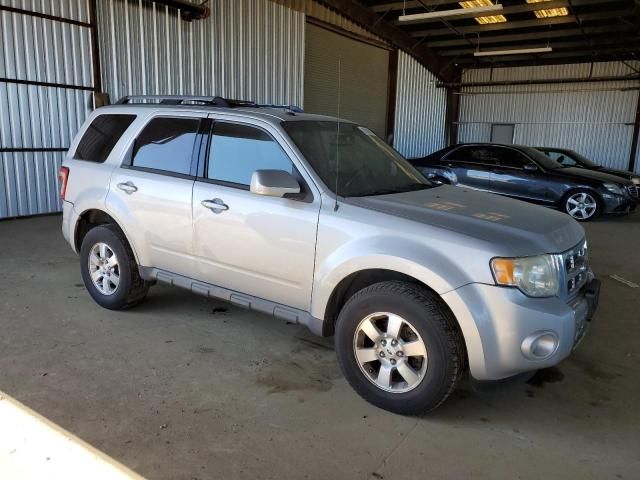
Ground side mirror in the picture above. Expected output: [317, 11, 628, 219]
[250, 169, 301, 198]
[523, 163, 538, 172]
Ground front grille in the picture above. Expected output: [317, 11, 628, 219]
[627, 185, 639, 199]
[560, 240, 589, 300]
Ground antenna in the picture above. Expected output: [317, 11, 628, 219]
[334, 58, 342, 212]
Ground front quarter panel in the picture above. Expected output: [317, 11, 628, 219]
[311, 198, 496, 320]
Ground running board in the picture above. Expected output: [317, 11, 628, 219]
[138, 266, 325, 336]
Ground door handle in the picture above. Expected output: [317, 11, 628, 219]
[201, 198, 229, 213]
[117, 181, 138, 194]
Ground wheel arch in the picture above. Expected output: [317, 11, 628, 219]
[74, 209, 141, 263]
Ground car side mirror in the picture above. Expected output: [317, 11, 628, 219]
[523, 163, 538, 172]
[250, 169, 301, 198]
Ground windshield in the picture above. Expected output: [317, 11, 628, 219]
[565, 150, 598, 168]
[282, 120, 432, 197]
[522, 147, 564, 170]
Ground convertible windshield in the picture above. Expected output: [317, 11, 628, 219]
[283, 120, 433, 197]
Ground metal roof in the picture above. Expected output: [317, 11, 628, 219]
[356, 0, 640, 71]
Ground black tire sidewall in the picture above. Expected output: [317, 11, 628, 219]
[335, 285, 457, 414]
[80, 226, 134, 309]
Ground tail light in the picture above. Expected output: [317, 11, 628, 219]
[58, 166, 69, 200]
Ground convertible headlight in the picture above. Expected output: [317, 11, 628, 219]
[491, 255, 560, 297]
[603, 182, 624, 195]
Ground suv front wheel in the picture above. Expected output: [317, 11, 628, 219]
[80, 224, 150, 310]
[335, 281, 465, 414]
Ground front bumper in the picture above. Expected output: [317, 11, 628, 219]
[601, 192, 638, 214]
[442, 279, 600, 381]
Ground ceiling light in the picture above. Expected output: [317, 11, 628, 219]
[474, 46, 553, 56]
[534, 7, 568, 18]
[474, 15, 507, 24]
[459, 1, 506, 25]
[525, 0, 569, 18]
[398, 2, 503, 23]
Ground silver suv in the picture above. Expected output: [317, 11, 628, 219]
[60, 95, 600, 414]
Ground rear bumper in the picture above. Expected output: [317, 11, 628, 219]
[442, 279, 599, 381]
[61, 200, 79, 253]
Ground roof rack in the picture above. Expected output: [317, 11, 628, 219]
[115, 95, 303, 113]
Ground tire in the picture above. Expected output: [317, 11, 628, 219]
[561, 189, 601, 222]
[334, 281, 465, 415]
[80, 224, 150, 310]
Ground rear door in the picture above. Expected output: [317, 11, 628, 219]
[443, 146, 497, 191]
[107, 113, 206, 276]
[191, 119, 321, 310]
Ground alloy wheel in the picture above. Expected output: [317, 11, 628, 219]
[353, 312, 428, 393]
[566, 192, 597, 220]
[88, 242, 120, 295]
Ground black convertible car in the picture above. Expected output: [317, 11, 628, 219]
[410, 143, 639, 221]
[536, 147, 640, 185]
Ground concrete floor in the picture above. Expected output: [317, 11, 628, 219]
[1, 214, 639, 480]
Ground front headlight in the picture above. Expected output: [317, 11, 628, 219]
[632, 177, 640, 186]
[603, 182, 624, 195]
[491, 254, 560, 297]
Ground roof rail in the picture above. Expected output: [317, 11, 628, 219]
[115, 95, 303, 112]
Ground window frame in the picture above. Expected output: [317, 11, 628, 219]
[196, 120, 313, 202]
[491, 146, 532, 171]
[121, 115, 209, 180]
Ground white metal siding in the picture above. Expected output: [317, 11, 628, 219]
[97, 0, 305, 107]
[458, 61, 640, 171]
[393, 51, 447, 158]
[0, 0, 93, 219]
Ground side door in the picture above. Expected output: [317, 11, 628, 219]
[192, 119, 321, 311]
[107, 113, 206, 276]
[443, 146, 497, 191]
[490, 146, 548, 202]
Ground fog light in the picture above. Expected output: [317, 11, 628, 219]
[521, 332, 558, 360]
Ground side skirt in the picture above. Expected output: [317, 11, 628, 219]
[138, 266, 326, 337]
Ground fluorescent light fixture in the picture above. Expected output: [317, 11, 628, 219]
[398, 3, 503, 23]
[459, 0, 507, 24]
[474, 46, 553, 56]
[525, 0, 569, 18]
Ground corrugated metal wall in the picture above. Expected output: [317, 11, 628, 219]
[393, 51, 447, 158]
[97, 0, 305, 106]
[0, 0, 93, 219]
[458, 61, 640, 171]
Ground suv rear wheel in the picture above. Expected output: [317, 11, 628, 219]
[335, 281, 464, 414]
[80, 224, 150, 310]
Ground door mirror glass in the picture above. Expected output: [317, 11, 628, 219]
[523, 163, 538, 172]
[250, 170, 301, 198]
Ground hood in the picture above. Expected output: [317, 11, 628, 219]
[345, 186, 584, 256]
[552, 166, 634, 185]
[591, 166, 636, 180]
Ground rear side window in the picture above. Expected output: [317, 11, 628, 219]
[207, 123, 293, 186]
[74, 114, 136, 162]
[448, 146, 499, 166]
[131, 117, 201, 176]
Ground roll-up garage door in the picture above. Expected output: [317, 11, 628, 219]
[0, 0, 97, 219]
[304, 23, 390, 137]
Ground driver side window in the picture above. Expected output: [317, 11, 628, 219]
[207, 123, 294, 187]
